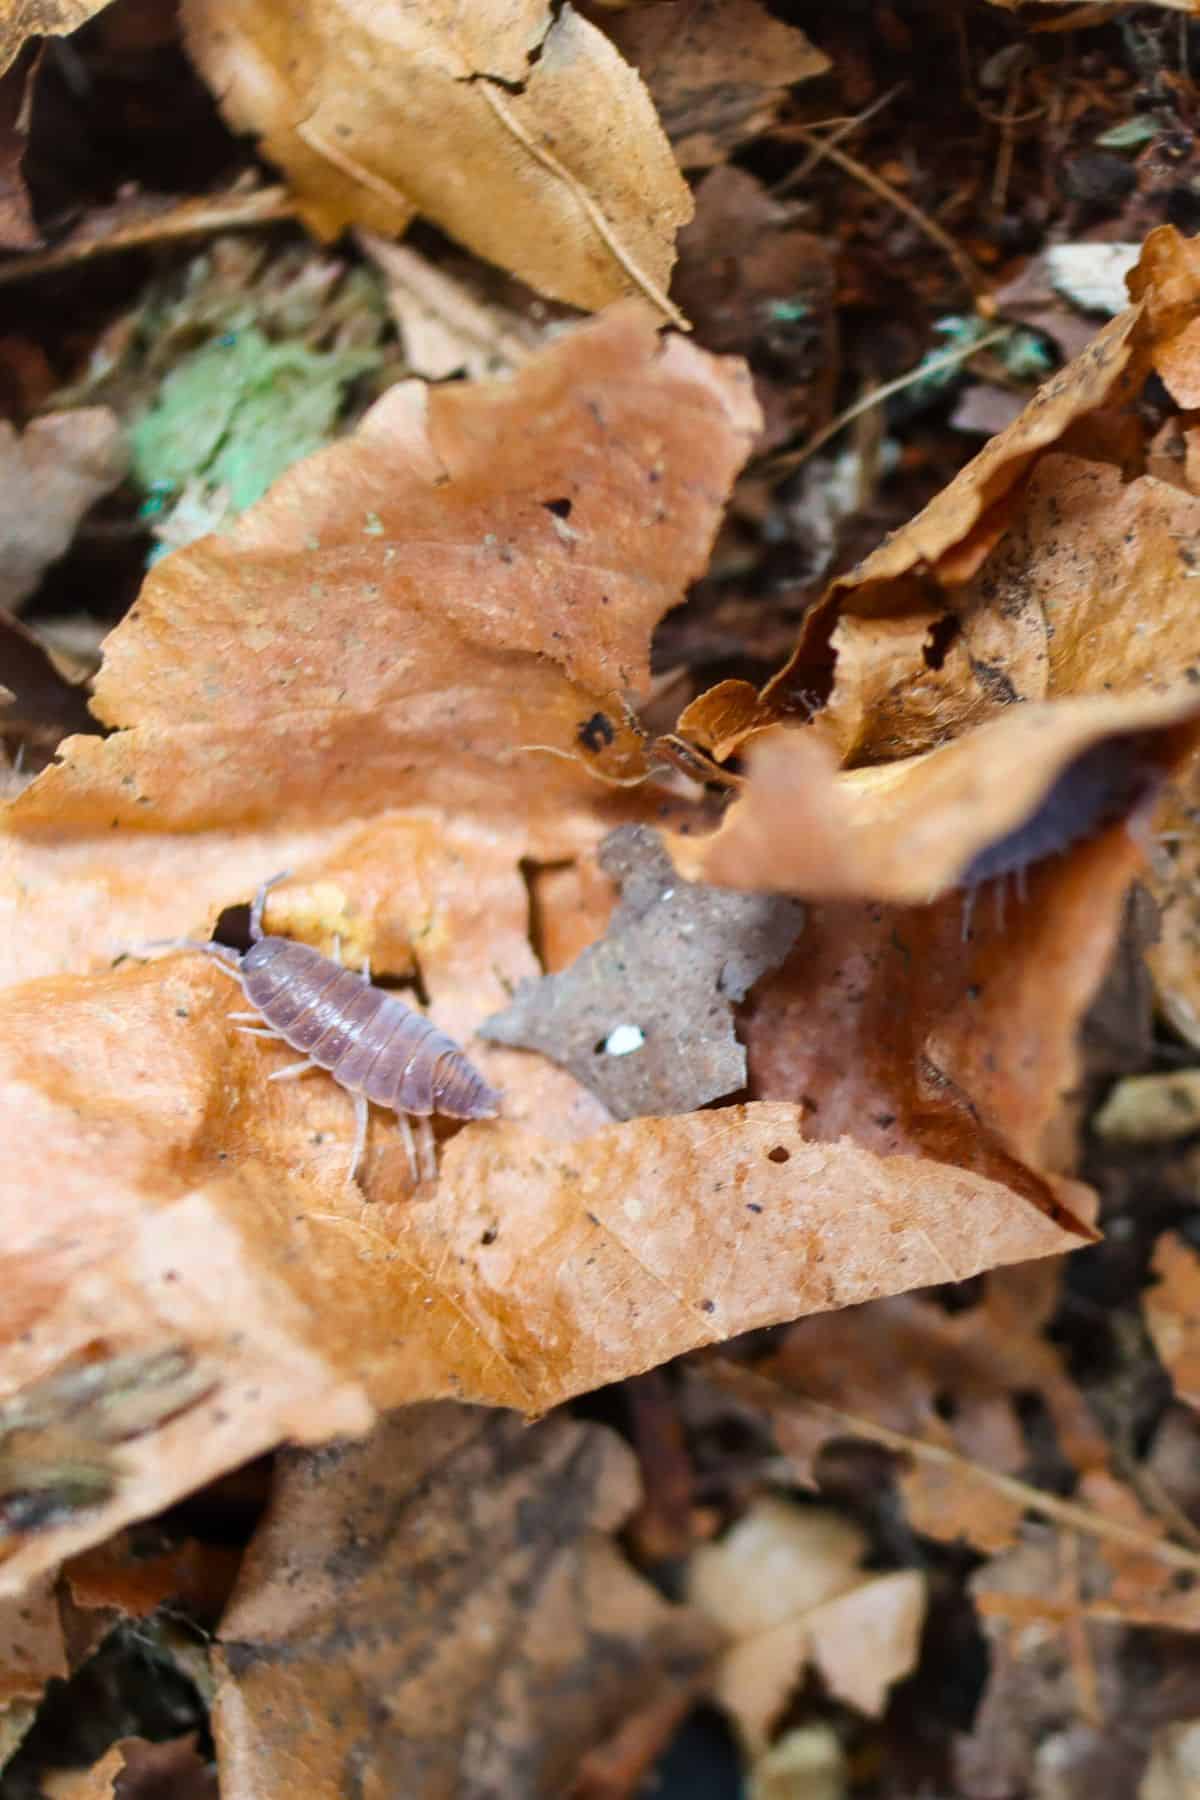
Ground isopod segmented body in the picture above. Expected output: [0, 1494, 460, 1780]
[158, 872, 501, 1183]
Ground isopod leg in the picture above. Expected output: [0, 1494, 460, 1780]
[348, 1091, 369, 1186]
[237, 1025, 282, 1041]
[361, 955, 371, 985]
[331, 934, 342, 965]
[267, 1059, 319, 1082]
[416, 1114, 437, 1184]
[398, 1114, 418, 1184]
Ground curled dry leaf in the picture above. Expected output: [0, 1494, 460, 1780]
[669, 689, 1200, 906]
[211, 1406, 718, 1800]
[481, 824, 804, 1117]
[0, 408, 127, 613]
[593, 0, 830, 170]
[689, 1496, 925, 1747]
[1145, 1235, 1200, 1414]
[0, 1569, 64, 1704]
[678, 225, 1200, 775]
[1144, 750, 1200, 1049]
[0, 0, 115, 80]
[0, 610, 93, 758]
[181, 0, 692, 319]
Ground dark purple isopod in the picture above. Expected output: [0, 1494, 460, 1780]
[956, 732, 1165, 926]
[155, 873, 501, 1183]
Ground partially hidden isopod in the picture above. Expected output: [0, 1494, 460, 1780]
[152, 872, 501, 1184]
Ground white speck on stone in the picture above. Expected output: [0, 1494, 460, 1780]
[605, 1023, 645, 1056]
[661, 888, 675, 901]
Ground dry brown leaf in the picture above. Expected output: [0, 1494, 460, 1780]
[689, 1497, 925, 1747]
[481, 824, 804, 1116]
[0, 0, 115, 80]
[1146, 1236, 1200, 1414]
[593, 0, 830, 169]
[10, 307, 752, 840]
[0, 936, 1085, 1590]
[0, 409, 126, 613]
[670, 689, 1199, 906]
[361, 234, 545, 382]
[678, 299, 1144, 766]
[211, 1405, 718, 1800]
[182, 0, 692, 320]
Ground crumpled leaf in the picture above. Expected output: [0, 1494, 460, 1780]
[481, 823, 804, 1117]
[675, 297, 1144, 767]
[670, 689, 1200, 905]
[211, 1405, 719, 1800]
[1145, 1236, 1200, 1414]
[593, 0, 830, 169]
[0, 408, 127, 613]
[181, 0, 692, 320]
[0, 940, 1085, 1592]
[0, 0, 115, 80]
[9, 305, 754, 845]
[1144, 750, 1200, 1049]
[688, 1496, 925, 1746]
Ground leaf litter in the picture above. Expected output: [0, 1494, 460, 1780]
[9, 9, 1200, 1794]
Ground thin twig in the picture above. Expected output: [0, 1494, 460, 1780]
[710, 1361, 1200, 1577]
[759, 324, 1011, 480]
[475, 82, 688, 330]
[792, 128, 989, 299]
[0, 187, 297, 286]
[772, 82, 906, 198]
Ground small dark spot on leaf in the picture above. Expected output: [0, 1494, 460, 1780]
[480, 1226, 498, 1246]
[542, 497, 572, 519]
[766, 1145, 790, 1164]
[577, 712, 615, 753]
[747, 1202, 763, 1214]
[700, 1299, 715, 1313]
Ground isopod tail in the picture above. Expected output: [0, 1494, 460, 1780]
[431, 1049, 501, 1120]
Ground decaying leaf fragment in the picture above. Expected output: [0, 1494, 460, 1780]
[593, 0, 830, 169]
[0, 409, 126, 613]
[182, 0, 692, 319]
[212, 1406, 719, 1800]
[688, 1496, 925, 1748]
[481, 824, 804, 1117]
